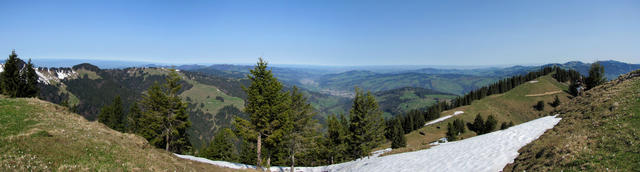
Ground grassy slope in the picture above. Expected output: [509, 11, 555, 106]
[0, 97, 243, 171]
[381, 74, 571, 154]
[504, 71, 640, 171]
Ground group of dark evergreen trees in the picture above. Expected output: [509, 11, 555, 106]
[445, 119, 466, 141]
[97, 69, 192, 154]
[0, 50, 39, 98]
[233, 58, 333, 169]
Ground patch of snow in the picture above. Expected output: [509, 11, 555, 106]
[35, 70, 51, 85]
[57, 71, 70, 79]
[429, 137, 448, 146]
[528, 80, 539, 83]
[425, 111, 464, 126]
[0, 64, 4, 73]
[176, 115, 561, 172]
[371, 148, 392, 157]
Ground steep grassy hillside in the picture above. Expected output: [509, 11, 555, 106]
[0, 97, 242, 171]
[382, 74, 571, 154]
[504, 71, 640, 171]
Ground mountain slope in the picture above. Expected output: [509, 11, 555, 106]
[504, 70, 640, 171]
[0, 96, 242, 171]
[384, 74, 571, 154]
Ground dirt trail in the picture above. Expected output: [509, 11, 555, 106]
[525, 91, 563, 97]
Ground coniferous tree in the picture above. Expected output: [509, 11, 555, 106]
[550, 95, 561, 108]
[98, 96, 125, 132]
[586, 62, 606, 90]
[446, 122, 457, 141]
[534, 100, 545, 111]
[390, 118, 406, 149]
[347, 88, 385, 159]
[138, 69, 192, 153]
[234, 58, 290, 168]
[1, 50, 21, 97]
[483, 115, 497, 134]
[282, 86, 320, 171]
[201, 128, 238, 161]
[500, 121, 514, 130]
[127, 102, 142, 133]
[326, 114, 348, 164]
[467, 114, 485, 134]
[20, 59, 39, 97]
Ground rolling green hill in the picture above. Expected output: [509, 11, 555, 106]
[381, 74, 571, 155]
[0, 96, 241, 171]
[504, 70, 640, 171]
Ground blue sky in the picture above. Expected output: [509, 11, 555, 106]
[1, 0, 639, 66]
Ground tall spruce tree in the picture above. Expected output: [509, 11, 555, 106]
[1, 50, 21, 97]
[390, 118, 406, 148]
[127, 102, 142, 133]
[234, 58, 290, 168]
[97, 96, 125, 132]
[20, 59, 39, 97]
[347, 88, 385, 159]
[283, 86, 319, 171]
[201, 128, 237, 161]
[138, 69, 191, 153]
[326, 114, 348, 164]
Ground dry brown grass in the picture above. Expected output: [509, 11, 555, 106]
[504, 71, 640, 171]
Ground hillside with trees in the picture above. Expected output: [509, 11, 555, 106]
[504, 70, 640, 171]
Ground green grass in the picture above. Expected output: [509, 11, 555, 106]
[0, 97, 244, 171]
[0, 98, 39, 137]
[505, 71, 640, 171]
[380, 74, 571, 155]
[75, 69, 102, 80]
[180, 79, 245, 116]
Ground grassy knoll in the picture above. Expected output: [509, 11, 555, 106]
[0, 96, 244, 171]
[504, 71, 640, 171]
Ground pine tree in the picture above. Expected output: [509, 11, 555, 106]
[446, 122, 457, 141]
[281, 86, 320, 170]
[234, 58, 290, 168]
[390, 118, 406, 149]
[97, 96, 126, 132]
[550, 95, 561, 108]
[347, 88, 385, 159]
[586, 62, 606, 90]
[127, 102, 143, 133]
[20, 59, 39, 97]
[326, 114, 348, 164]
[483, 115, 497, 134]
[201, 128, 237, 161]
[534, 100, 545, 111]
[467, 114, 485, 134]
[1, 50, 21, 97]
[138, 70, 192, 153]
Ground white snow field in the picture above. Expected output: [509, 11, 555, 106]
[424, 111, 464, 126]
[176, 115, 561, 172]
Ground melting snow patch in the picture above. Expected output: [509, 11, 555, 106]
[528, 80, 539, 83]
[176, 115, 561, 172]
[425, 111, 464, 126]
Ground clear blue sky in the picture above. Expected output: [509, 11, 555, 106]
[1, 0, 639, 66]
